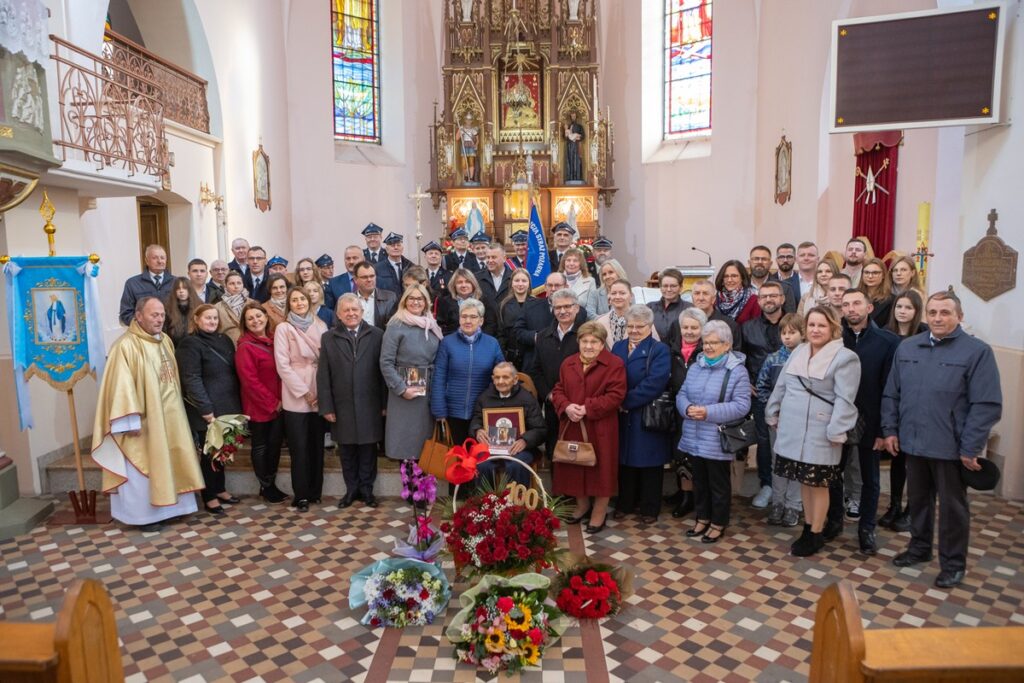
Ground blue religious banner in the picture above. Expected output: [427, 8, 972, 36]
[525, 202, 551, 291]
[2, 256, 106, 430]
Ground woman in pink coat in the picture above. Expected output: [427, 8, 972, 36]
[274, 286, 328, 511]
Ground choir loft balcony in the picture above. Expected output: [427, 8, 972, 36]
[44, 32, 210, 197]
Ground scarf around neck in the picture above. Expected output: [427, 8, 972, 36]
[222, 292, 246, 317]
[609, 310, 627, 343]
[269, 296, 287, 312]
[392, 309, 443, 340]
[716, 286, 753, 320]
[288, 311, 315, 333]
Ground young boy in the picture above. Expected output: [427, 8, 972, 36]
[756, 313, 805, 526]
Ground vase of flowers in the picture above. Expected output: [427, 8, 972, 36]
[393, 462, 444, 564]
[349, 557, 451, 628]
[445, 573, 567, 674]
[552, 561, 631, 620]
[202, 414, 249, 471]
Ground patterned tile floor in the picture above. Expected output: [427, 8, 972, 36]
[1, 493, 1022, 682]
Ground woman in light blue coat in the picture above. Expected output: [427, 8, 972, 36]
[676, 320, 751, 543]
[765, 307, 861, 557]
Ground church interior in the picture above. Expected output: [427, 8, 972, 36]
[1, 0, 1023, 681]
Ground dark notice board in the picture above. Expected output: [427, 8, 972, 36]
[834, 7, 1001, 129]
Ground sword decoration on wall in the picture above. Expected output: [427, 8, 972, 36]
[855, 158, 890, 205]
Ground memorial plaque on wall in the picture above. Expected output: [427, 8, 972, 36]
[962, 209, 1018, 301]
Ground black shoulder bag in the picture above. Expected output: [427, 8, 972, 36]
[716, 368, 758, 454]
[796, 376, 865, 444]
[641, 349, 679, 433]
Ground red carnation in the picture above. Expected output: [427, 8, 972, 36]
[528, 627, 544, 645]
[496, 596, 514, 613]
[420, 589, 430, 600]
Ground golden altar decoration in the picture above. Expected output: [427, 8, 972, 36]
[428, 0, 616, 245]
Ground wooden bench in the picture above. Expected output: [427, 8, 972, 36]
[810, 580, 1024, 682]
[0, 578, 123, 683]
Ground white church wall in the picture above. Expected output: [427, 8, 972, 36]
[284, 0, 445, 262]
[192, 0, 294, 259]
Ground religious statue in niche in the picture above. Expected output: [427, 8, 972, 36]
[774, 135, 792, 205]
[564, 111, 585, 184]
[458, 0, 474, 23]
[252, 143, 271, 212]
[502, 73, 541, 130]
[457, 112, 480, 185]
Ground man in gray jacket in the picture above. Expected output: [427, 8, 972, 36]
[881, 291, 1002, 589]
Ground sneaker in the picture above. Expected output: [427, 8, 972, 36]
[781, 507, 801, 527]
[766, 504, 784, 525]
[751, 485, 773, 509]
[845, 499, 861, 521]
[324, 433, 336, 450]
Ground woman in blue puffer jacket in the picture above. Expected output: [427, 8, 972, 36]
[430, 297, 504, 445]
[676, 320, 751, 544]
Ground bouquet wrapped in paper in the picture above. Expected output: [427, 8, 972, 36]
[349, 557, 451, 628]
[446, 573, 567, 674]
[202, 414, 249, 471]
[393, 462, 444, 563]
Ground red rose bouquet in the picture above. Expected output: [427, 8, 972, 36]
[440, 488, 562, 579]
[552, 561, 630, 620]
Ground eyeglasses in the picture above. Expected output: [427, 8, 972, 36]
[248, 255, 266, 261]
[703, 339, 725, 347]
[460, 313, 481, 320]
[759, 293, 782, 299]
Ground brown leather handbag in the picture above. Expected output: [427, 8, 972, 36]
[418, 419, 452, 481]
[552, 420, 596, 467]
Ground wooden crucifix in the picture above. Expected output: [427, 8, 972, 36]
[408, 184, 432, 265]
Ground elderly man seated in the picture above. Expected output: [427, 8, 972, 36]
[469, 362, 546, 488]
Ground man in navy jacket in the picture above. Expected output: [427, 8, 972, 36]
[881, 291, 1002, 588]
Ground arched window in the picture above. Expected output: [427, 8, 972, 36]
[332, 0, 381, 143]
[664, 0, 712, 138]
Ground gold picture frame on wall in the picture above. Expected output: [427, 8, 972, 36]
[253, 143, 271, 212]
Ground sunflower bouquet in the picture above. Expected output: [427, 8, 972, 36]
[446, 573, 567, 675]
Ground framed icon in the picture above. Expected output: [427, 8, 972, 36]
[482, 406, 525, 456]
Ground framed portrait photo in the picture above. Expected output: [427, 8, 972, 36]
[482, 406, 525, 456]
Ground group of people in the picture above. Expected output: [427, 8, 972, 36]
[102, 227, 1002, 588]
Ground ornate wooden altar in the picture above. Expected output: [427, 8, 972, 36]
[428, 0, 616, 245]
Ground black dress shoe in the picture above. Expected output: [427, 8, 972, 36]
[217, 494, 241, 504]
[585, 519, 607, 534]
[934, 569, 965, 589]
[204, 503, 226, 516]
[878, 504, 900, 529]
[822, 520, 843, 541]
[260, 487, 289, 504]
[364, 496, 379, 508]
[295, 499, 310, 512]
[858, 529, 878, 556]
[891, 512, 911, 533]
[686, 521, 710, 538]
[893, 550, 933, 567]
[672, 492, 695, 519]
[701, 525, 725, 544]
[639, 515, 658, 525]
[338, 495, 356, 508]
[568, 507, 592, 525]
[138, 522, 164, 532]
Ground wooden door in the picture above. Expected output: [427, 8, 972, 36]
[137, 199, 170, 272]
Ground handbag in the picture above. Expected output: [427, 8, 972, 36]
[418, 419, 453, 481]
[714, 369, 758, 454]
[797, 376, 866, 444]
[641, 348, 679, 433]
[552, 420, 597, 467]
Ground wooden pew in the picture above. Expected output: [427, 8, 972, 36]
[0, 578, 124, 683]
[810, 580, 1024, 682]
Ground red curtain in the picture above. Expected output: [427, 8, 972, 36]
[852, 132, 901, 257]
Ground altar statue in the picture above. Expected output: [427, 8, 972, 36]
[564, 112, 585, 183]
[458, 113, 480, 184]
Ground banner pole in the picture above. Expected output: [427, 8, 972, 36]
[66, 388, 85, 491]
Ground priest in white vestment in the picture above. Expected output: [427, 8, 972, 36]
[91, 297, 204, 530]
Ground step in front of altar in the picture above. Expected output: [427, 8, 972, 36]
[44, 448, 554, 499]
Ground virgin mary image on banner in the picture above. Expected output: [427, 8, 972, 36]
[34, 287, 77, 343]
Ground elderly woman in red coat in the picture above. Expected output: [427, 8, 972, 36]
[551, 321, 627, 534]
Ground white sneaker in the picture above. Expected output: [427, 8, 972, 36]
[752, 485, 773, 509]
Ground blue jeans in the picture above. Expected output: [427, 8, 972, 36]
[752, 399, 772, 488]
[475, 450, 535, 488]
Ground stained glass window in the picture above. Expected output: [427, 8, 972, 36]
[332, 0, 381, 143]
[664, 0, 712, 138]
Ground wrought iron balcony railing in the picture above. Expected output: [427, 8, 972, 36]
[50, 35, 169, 182]
[102, 31, 210, 134]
